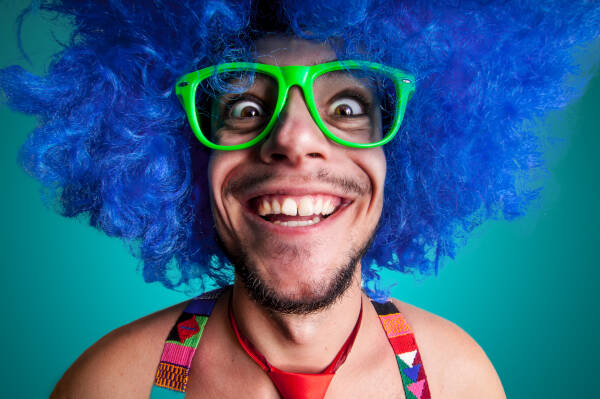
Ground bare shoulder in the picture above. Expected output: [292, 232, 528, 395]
[391, 298, 506, 399]
[50, 301, 188, 399]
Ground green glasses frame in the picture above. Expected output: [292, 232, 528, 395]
[175, 60, 415, 151]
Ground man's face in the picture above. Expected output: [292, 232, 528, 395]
[208, 38, 386, 313]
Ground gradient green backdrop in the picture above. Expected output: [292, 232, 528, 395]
[1, 2, 598, 397]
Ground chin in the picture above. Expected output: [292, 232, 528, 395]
[261, 259, 339, 295]
[222, 239, 364, 315]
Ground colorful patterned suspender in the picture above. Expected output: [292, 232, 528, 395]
[373, 301, 432, 399]
[151, 291, 432, 399]
[150, 288, 223, 398]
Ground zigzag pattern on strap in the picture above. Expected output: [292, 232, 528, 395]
[372, 301, 432, 399]
[153, 288, 224, 393]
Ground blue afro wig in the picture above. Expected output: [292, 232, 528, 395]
[1, 0, 599, 296]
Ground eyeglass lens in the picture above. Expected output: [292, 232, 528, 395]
[194, 69, 398, 146]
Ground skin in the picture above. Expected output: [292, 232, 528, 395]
[51, 38, 506, 398]
[211, 38, 383, 318]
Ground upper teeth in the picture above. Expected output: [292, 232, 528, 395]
[258, 196, 337, 217]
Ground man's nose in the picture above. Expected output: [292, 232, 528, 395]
[259, 87, 330, 166]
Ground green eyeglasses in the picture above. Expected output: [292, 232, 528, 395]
[175, 61, 415, 150]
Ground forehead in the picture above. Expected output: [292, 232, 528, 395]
[254, 37, 338, 66]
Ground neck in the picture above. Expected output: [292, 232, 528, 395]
[231, 271, 364, 374]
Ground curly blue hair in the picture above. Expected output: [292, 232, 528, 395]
[1, 0, 598, 296]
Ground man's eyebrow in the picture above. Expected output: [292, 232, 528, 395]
[310, 58, 338, 65]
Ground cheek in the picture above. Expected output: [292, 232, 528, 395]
[354, 147, 386, 197]
[370, 153, 386, 219]
[207, 152, 253, 250]
[208, 151, 243, 200]
[207, 151, 249, 229]
[351, 148, 386, 222]
[373, 150, 386, 193]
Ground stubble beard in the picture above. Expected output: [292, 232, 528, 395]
[218, 168, 378, 314]
[217, 230, 376, 315]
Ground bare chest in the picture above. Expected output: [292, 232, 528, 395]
[183, 367, 407, 399]
[183, 334, 406, 399]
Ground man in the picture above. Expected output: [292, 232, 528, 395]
[49, 36, 506, 399]
[2, 1, 597, 398]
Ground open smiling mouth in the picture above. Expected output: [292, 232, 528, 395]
[249, 195, 351, 227]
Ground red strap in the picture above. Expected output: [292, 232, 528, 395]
[228, 299, 363, 399]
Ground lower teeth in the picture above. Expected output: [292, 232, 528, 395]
[273, 217, 321, 227]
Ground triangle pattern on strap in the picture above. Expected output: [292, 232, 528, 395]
[407, 379, 426, 398]
[153, 287, 225, 393]
[403, 364, 421, 383]
[373, 300, 432, 399]
[398, 350, 417, 367]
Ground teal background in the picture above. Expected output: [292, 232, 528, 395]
[1, 2, 598, 397]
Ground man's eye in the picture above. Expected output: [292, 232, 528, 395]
[228, 100, 264, 118]
[328, 97, 366, 117]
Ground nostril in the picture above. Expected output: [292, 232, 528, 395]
[307, 153, 321, 158]
[271, 153, 287, 161]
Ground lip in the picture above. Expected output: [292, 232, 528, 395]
[244, 187, 351, 213]
[231, 184, 352, 231]
[243, 198, 353, 234]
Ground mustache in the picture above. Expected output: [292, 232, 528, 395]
[224, 168, 371, 197]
